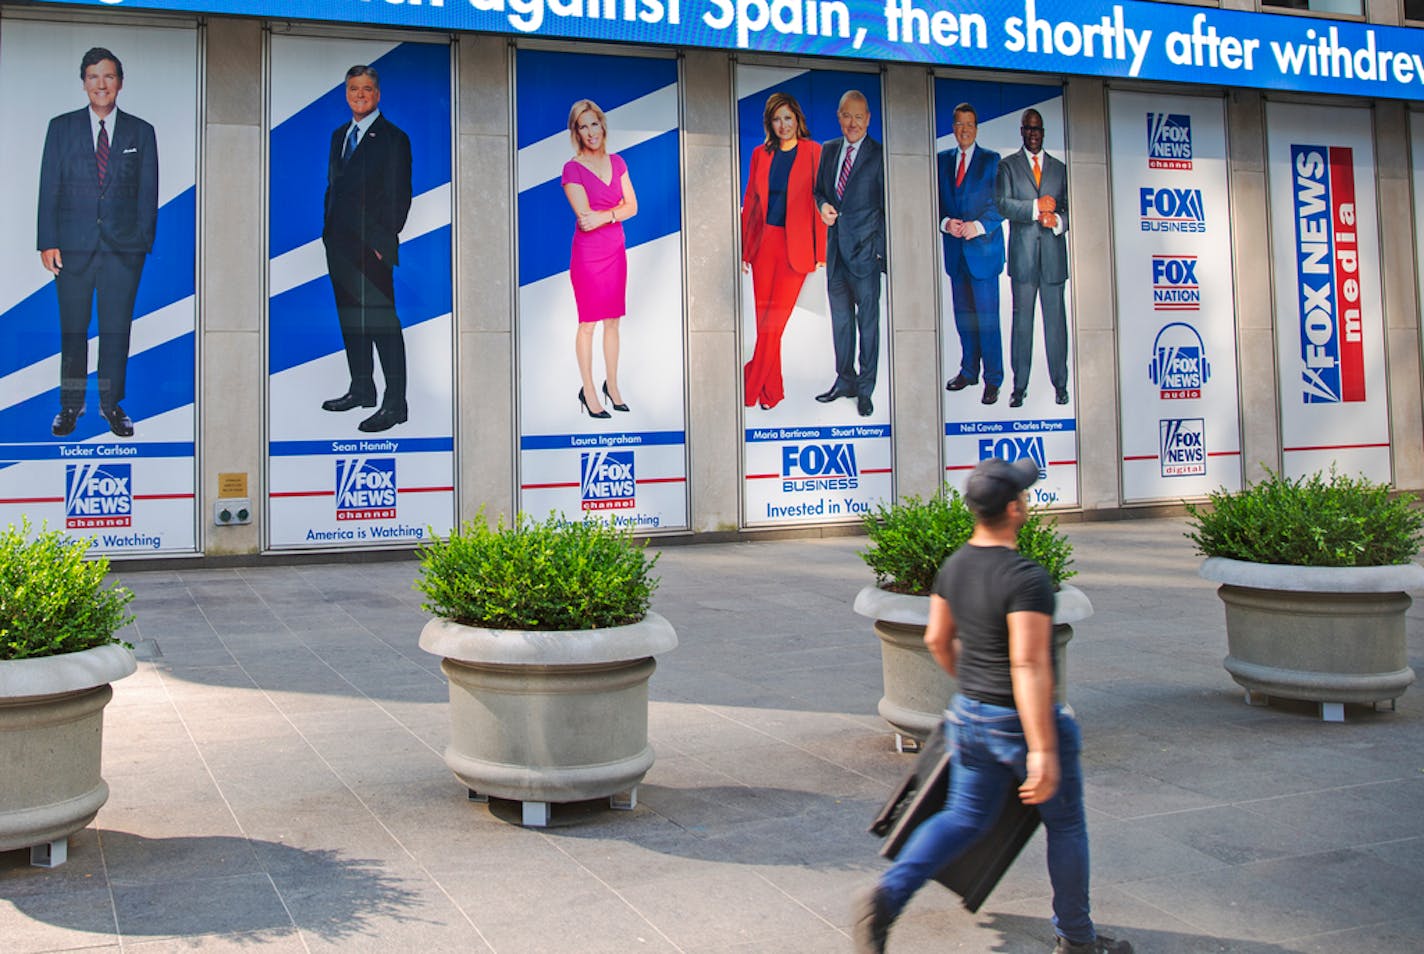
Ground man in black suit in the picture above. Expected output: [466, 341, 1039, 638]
[813, 90, 886, 418]
[38, 47, 158, 439]
[321, 64, 413, 433]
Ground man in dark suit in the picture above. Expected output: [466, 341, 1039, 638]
[321, 64, 412, 433]
[994, 108, 1070, 409]
[38, 47, 158, 439]
[938, 103, 1006, 406]
[813, 90, 886, 418]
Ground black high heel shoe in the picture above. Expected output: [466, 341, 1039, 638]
[578, 387, 611, 419]
[602, 381, 630, 413]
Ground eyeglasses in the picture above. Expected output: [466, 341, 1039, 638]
[1021, 125, 1044, 132]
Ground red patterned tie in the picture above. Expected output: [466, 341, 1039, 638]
[955, 151, 966, 188]
[96, 119, 110, 186]
[836, 143, 854, 199]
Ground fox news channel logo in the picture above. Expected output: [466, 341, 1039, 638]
[1159, 418, 1207, 477]
[581, 450, 636, 510]
[65, 462, 132, 529]
[781, 442, 858, 492]
[978, 435, 1048, 480]
[1147, 322, 1212, 400]
[335, 457, 396, 521]
[1139, 187, 1206, 233]
[1147, 113, 1192, 170]
[1151, 255, 1200, 311]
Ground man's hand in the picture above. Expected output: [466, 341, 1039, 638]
[1036, 195, 1056, 214]
[40, 249, 62, 274]
[1019, 749, 1060, 804]
[1038, 211, 1058, 229]
[819, 202, 838, 226]
[947, 218, 963, 238]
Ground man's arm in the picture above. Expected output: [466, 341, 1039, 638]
[375, 125, 413, 263]
[923, 593, 959, 678]
[37, 116, 65, 273]
[1008, 608, 1058, 804]
[137, 120, 159, 252]
[993, 158, 1037, 225]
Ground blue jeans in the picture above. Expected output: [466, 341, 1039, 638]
[878, 694, 1095, 944]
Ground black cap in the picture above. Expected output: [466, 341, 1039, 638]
[963, 457, 1039, 516]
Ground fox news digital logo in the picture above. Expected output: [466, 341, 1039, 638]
[1151, 256, 1200, 311]
[1147, 113, 1192, 170]
[1159, 419, 1207, 477]
[580, 450, 635, 511]
[1139, 187, 1206, 233]
[65, 463, 132, 529]
[978, 435, 1047, 480]
[781, 443, 858, 492]
[335, 458, 396, 521]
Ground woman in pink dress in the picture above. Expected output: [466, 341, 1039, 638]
[562, 99, 638, 419]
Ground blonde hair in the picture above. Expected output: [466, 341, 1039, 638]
[568, 99, 609, 156]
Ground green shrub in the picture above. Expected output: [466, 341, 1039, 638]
[860, 487, 1075, 594]
[1185, 468, 1424, 567]
[416, 512, 659, 630]
[0, 522, 135, 661]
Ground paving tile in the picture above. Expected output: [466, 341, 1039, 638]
[0, 885, 118, 953]
[112, 873, 290, 940]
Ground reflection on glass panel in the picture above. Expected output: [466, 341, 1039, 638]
[1261, 0, 1363, 13]
[1408, 0, 1424, 21]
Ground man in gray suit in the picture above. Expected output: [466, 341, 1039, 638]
[994, 108, 1069, 408]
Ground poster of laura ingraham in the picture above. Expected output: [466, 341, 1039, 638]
[515, 49, 688, 531]
[267, 36, 454, 549]
[0, 19, 198, 554]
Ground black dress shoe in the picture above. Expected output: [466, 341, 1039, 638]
[1009, 390, 1026, 409]
[602, 381, 629, 413]
[982, 385, 1000, 405]
[51, 407, 83, 437]
[323, 392, 377, 412]
[358, 407, 407, 433]
[857, 394, 873, 417]
[945, 374, 976, 392]
[100, 405, 133, 438]
[815, 383, 857, 403]
[1055, 387, 1070, 405]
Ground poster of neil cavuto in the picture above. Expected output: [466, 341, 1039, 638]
[0, 20, 197, 554]
[267, 37, 454, 549]
[934, 78, 1076, 509]
[515, 50, 688, 532]
[736, 65, 892, 528]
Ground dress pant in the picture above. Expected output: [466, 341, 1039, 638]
[950, 260, 1003, 388]
[744, 225, 807, 408]
[827, 263, 880, 398]
[1010, 279, 1068, 394]
[324, 241, 407, 413]
[55, 248, 144, 411]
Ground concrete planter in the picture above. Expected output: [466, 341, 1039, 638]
[853, 584, 1090, 750]
[419, 612, 677, 827]
[1200, 557, 1423, 722]
[0, 644, 137, 866]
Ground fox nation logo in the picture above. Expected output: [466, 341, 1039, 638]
[978, 435, 1047, 481]
[1139, 187, 1206, 233]
[65, 463, 132, 529]
[1159, 419, 1207, 477]
[336, 458, 396, 521]
[781, 443, 858, 492]
[1147, 113, 1193, 170]
[581, 451, 635, 511]
[1151, 255, 1200, 312]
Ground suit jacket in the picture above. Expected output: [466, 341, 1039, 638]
[37, 106, 158, 256]
[814, 135, 886, 279]
[938, 145, 1004, 280]
[323, 113, 412, 266]
[994, 148, 1069, 285]
[740, 138, 825, 275]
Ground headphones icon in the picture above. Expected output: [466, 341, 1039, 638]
[1147, 322, 1211, 386]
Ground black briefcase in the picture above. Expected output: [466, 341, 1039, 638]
[868, 724, 1042, 912]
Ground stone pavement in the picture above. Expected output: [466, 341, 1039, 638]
[3, 518, 1423, 953]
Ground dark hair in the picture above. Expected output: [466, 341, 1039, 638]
[345, 64, 380, 88]
[953, 102, 978, 124]
[80, 48, 123, 82]
[761, 92, 810, 153]
[1021, 107, 1044, 128]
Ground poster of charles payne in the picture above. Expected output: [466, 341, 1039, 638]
[736, 65, 892, 528]
[515, 49, 688, 532]
[267, 36, 454, 549]
[933, 78, 1076, 510]
[1108, 89, 1242, 503]
[1265, 101, 1388, 483]
[0, 19, 197, 554]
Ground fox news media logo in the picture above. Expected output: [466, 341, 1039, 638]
[335, 458, 396, 521]
[1159, 419, 1207, 477]
[1147, 113, 1193, 170]
[1151, 255, 1200, 311]
[781, 443, 858, 492]
[1147, 322, 1212, 400]
[1291, 144, 1365, 404]
[1139, 187, 1206, 233]
[65, 463, 132, 529]
[978, 435, 1048, 481]
[580, 450, 635, 511]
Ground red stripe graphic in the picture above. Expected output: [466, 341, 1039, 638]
[1283, 441, 1389, 453]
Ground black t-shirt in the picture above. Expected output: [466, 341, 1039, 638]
[931, 544, 1056, 708]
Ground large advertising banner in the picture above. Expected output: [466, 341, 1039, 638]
[267, 36, 454, 549]
[0, 20, 197, 554]
[1108, 90, 1242, 501]
[737, 66, 892, 527]
[934, 79, 1076, 508]
[515, 50, 688, 531]
[1412, 112, 1424, 384]
[1265, 102, 1389, 482]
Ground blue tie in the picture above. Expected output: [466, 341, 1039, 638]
[342, 124, 358, 163]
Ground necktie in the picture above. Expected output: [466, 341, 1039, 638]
[1032, 153, 1041, 188]
[342, 123, 359, 163]
[96, 119, 110, 186]
[955, 151, 966, 188]
[836, 143, 855, 199]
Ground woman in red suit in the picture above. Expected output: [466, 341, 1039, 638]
[742, 92, 825, 410]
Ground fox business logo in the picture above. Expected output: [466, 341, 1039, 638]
[978, 435, 1047, 480]
[1159, 419, 1207, 477]
[1147, 113, 1192, 170]
[1147, 322, 1212, 400]
[580, 450, 635, 511]
[335, 457, 396, 521]
[1139, 187, 1206, 233]
[65, 463, 132, 529]
[781, 442, 858, 492]
[1151, 255, 1199, 311]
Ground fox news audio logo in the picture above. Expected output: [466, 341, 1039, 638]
[781, 443, 858, 492]
[1291, 144, 1365, 404]
[978, 435, 1047, 480]
[1147, 322, 1212, 400]
[1139, 187, 1206, 233]
[1151, 255, 1200, 311]
[335, 457, 396, 521]
[65, 463, 132, 529]
[1147, 113, 1192, 170]
[1160, 419, 1206, 477]
[580, 450, 635, 511]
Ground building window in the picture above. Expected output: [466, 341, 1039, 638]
[1407, 0, 1424, 21]
[1260, 0, 1363, 13]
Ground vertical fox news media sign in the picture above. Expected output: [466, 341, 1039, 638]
[515, 50, 689, 531]
[935, 79, 1076, 509]
[1266, 103, 1388, 482]
[1413, 113, 1424, 374]
[0, 20, 198, 554]
[266, 37, 455, 549]
[1108, 90, 1241, 501]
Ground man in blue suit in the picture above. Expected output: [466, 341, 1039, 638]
[938, 103, 1005, 405]
[37, 47, 158, 439]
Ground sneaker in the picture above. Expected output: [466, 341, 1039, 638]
[1053, 934, 1133, 954]
[851, 886, 894, 954]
